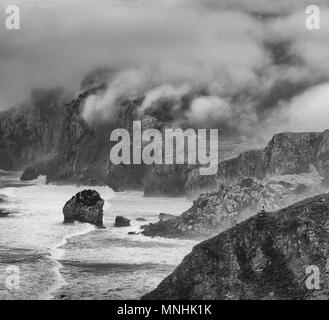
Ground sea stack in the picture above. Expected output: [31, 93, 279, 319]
[63, 190, 105, 227]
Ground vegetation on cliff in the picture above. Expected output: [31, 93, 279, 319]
[143, 193, 329, 300]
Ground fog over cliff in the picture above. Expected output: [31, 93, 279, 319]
[1, 0, 329, 140]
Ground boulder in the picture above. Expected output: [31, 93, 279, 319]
[63, 190, 104, 227]
[114, 216, 131, 227]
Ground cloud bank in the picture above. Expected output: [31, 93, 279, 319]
[1, 0, 329, 140]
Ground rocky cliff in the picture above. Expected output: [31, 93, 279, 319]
[186, 131, 329, 196]
[1, 69, 329, 197]
[142, 193, 329, 300]
[0, 73, 194, 195]
[0, 80, 143, 187]
[141, 172, 326, 239]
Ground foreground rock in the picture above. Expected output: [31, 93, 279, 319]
[142, 193, 329, 300]
[63, 190, 104, 227]
[114, 216, 131, 227]
[142, 175, 324, 240]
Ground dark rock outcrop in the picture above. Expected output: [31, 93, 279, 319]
[20, 165, 42, 181]
[114, 216, 131, 227]
[142, 193, 329, 300]
[142, 176, 322, 240]
[63, 190, 104, 227]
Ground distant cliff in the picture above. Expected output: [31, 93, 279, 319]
[0, 79, 189, 195]
[0, 83, 138, 186]
[142, 193, 329, 300]
[1, 70, 329, 197]
[186, 131, 329, 196]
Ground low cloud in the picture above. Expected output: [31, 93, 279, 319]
[279, 83, 329, 133]
[1, 0, 329, 140]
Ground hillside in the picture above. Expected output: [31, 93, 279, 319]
[142, 193, 329, 300]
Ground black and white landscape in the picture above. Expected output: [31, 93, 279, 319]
[1, 0, 329, 300]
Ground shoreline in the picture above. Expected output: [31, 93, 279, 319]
[41, 224, 96, 300]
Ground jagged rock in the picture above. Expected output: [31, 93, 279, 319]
[142, 193, 329, 300]
[63, 190, 104, 227]
[114, 216, 131, 227]
[142, 176, 320, 240]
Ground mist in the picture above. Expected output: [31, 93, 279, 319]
[1, 0, 329, 140]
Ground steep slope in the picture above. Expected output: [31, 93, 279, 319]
[142, 193, 329, 300]
[186, 131, 328, 196]
[141, 173, 326, 239]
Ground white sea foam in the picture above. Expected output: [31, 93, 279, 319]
[0, 172, 196, 299]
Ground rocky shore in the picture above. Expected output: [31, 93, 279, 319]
[141, 172, 326, 240]
[142, 193, 329, 300]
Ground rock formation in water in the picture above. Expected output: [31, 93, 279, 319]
[114, 216, 131, 227]
[63, 189, 105, 227]
[142, 193, 329, 300]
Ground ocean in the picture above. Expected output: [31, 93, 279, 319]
[0, 171, 196, 300]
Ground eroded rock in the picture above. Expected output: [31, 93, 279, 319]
[114, 216, 131, 227]
[63, 190, 104, 227]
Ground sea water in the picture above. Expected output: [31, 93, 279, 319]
[0, 171, 196, 300]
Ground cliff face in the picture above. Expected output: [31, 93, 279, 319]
[0, 81, 189, 195]
[0, 88, 69, 171]
[142, 193, 329, 300]
[1, 71, 329, 197]
[0, 84, 140, 186]
[185, 131, 328, 196]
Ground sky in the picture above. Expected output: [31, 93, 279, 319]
[1, 0, 329, 138]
